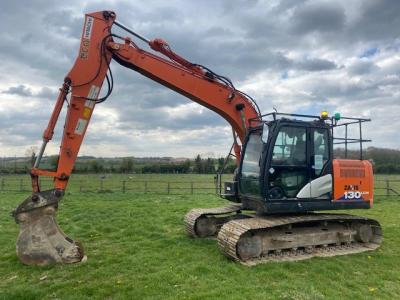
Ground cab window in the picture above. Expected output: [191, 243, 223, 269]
[240, 132, 263, 196]
[272, 126, 306, 166]
[242, 133, 263, 177]
[313, 128, 329, 176]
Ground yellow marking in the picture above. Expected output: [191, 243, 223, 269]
[83, 107, 91, 119]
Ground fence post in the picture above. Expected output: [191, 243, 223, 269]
[19, 179, 23, 192]
[122, 180, 126, 193]
[191, 182, 194, 194]
[167, 182, 170, 194]
[1, 178, 4, 191]
[386, 179, 390, 197]
[144, 181, 147, 193]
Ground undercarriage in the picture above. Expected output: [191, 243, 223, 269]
[184, 204, 382, 265]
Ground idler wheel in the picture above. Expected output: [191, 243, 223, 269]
[237, 233, 262, 261]
[355, 224, 373, 243]
[195, 216, 217, 237]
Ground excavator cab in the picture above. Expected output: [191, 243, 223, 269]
[224, 112, 374, 214]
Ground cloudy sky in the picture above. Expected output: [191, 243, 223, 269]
[1, 0, 399, 158]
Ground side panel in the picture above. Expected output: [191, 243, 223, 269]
[333, 159, 373, 206]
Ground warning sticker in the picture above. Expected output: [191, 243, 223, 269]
[83, 107, 91, 119]
[74, 118, 87, 135]
[84, 85, 100, 108]
[84, 99, 95, 109]
[314, 154, 323, 170]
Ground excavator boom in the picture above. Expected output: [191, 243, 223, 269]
[13, 11, 260, 265]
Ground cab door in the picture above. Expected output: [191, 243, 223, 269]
[238, 130, 264, 198]
[296, 126, 332, 199]
[266, 125, 310, 199]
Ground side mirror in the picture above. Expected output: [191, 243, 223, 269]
[261, 123, 269, 143]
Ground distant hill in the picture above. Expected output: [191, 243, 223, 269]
[1, 147, 399, 174]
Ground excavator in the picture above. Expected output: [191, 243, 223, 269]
[13, 11, 382, 266]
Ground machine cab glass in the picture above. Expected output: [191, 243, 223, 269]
[238, 121, 332, 201]
[239, 130, 263, 197]
[267, 125, 308, 199]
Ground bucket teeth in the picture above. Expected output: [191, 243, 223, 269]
[13, 190, 84, 265]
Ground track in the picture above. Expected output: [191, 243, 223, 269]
[184, 204, 244, 238]
[217, 213, 382, 265]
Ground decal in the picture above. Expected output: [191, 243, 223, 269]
[344, 184, 359, 191]
[79, 39, 90, 60]
[337, 190, 369, 201]
[84, 99, 95, 109]
[314, 154, 323, 170]
[74, 118, 87, 135]
[83, 107, 91, 118]
[344, 191, 362, 200]
[79, 16, 94, 59]
[88, 85, 100, 100]
[84, 85, 100, 108]
[83, 16, 94, 40]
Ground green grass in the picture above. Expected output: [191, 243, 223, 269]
[0, 173, 219, 194]
[0, 189, 399, 299]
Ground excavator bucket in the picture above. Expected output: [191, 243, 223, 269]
[13, 190, 84, 265]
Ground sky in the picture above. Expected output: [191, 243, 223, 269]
[0, 0, 399, 158]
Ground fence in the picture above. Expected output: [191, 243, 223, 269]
[0, 176, 218, 195]
[0, 176, 399, 197]
[375, 179, 400, 197]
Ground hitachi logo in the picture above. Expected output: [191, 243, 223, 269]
[83, 16, 94, 39]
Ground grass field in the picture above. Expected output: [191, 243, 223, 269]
[0, 175, 399, 299]
[0, 174, 220, 194]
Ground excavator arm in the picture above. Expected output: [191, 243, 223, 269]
[13, 11, 260, 265]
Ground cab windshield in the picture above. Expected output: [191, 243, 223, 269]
[240, 131, 263, 196]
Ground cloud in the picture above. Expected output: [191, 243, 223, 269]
[296, 57, 338, 71]
[0, 0, 399, 158]
[2, 85, 57, 99]
[2, 85, 33, 97]
[290, 2, 346, 34]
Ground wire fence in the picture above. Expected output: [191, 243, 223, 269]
[375, 179, 400, 197]
[0, 176, 399, 197]
[0, 177, 218, 195]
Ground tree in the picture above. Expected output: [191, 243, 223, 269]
[194, 154, 202, 173]
[217, 157, 225, 172]
[120, 157, 134, 173]
[49, 155, 59, 170]
[25, 146, 38, 168]
[89, 159, 103, 173]
[183, 159, 191, 173]
[204, 158, 215, 173]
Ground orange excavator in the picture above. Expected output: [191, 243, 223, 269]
[13, 11, 382, 266]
